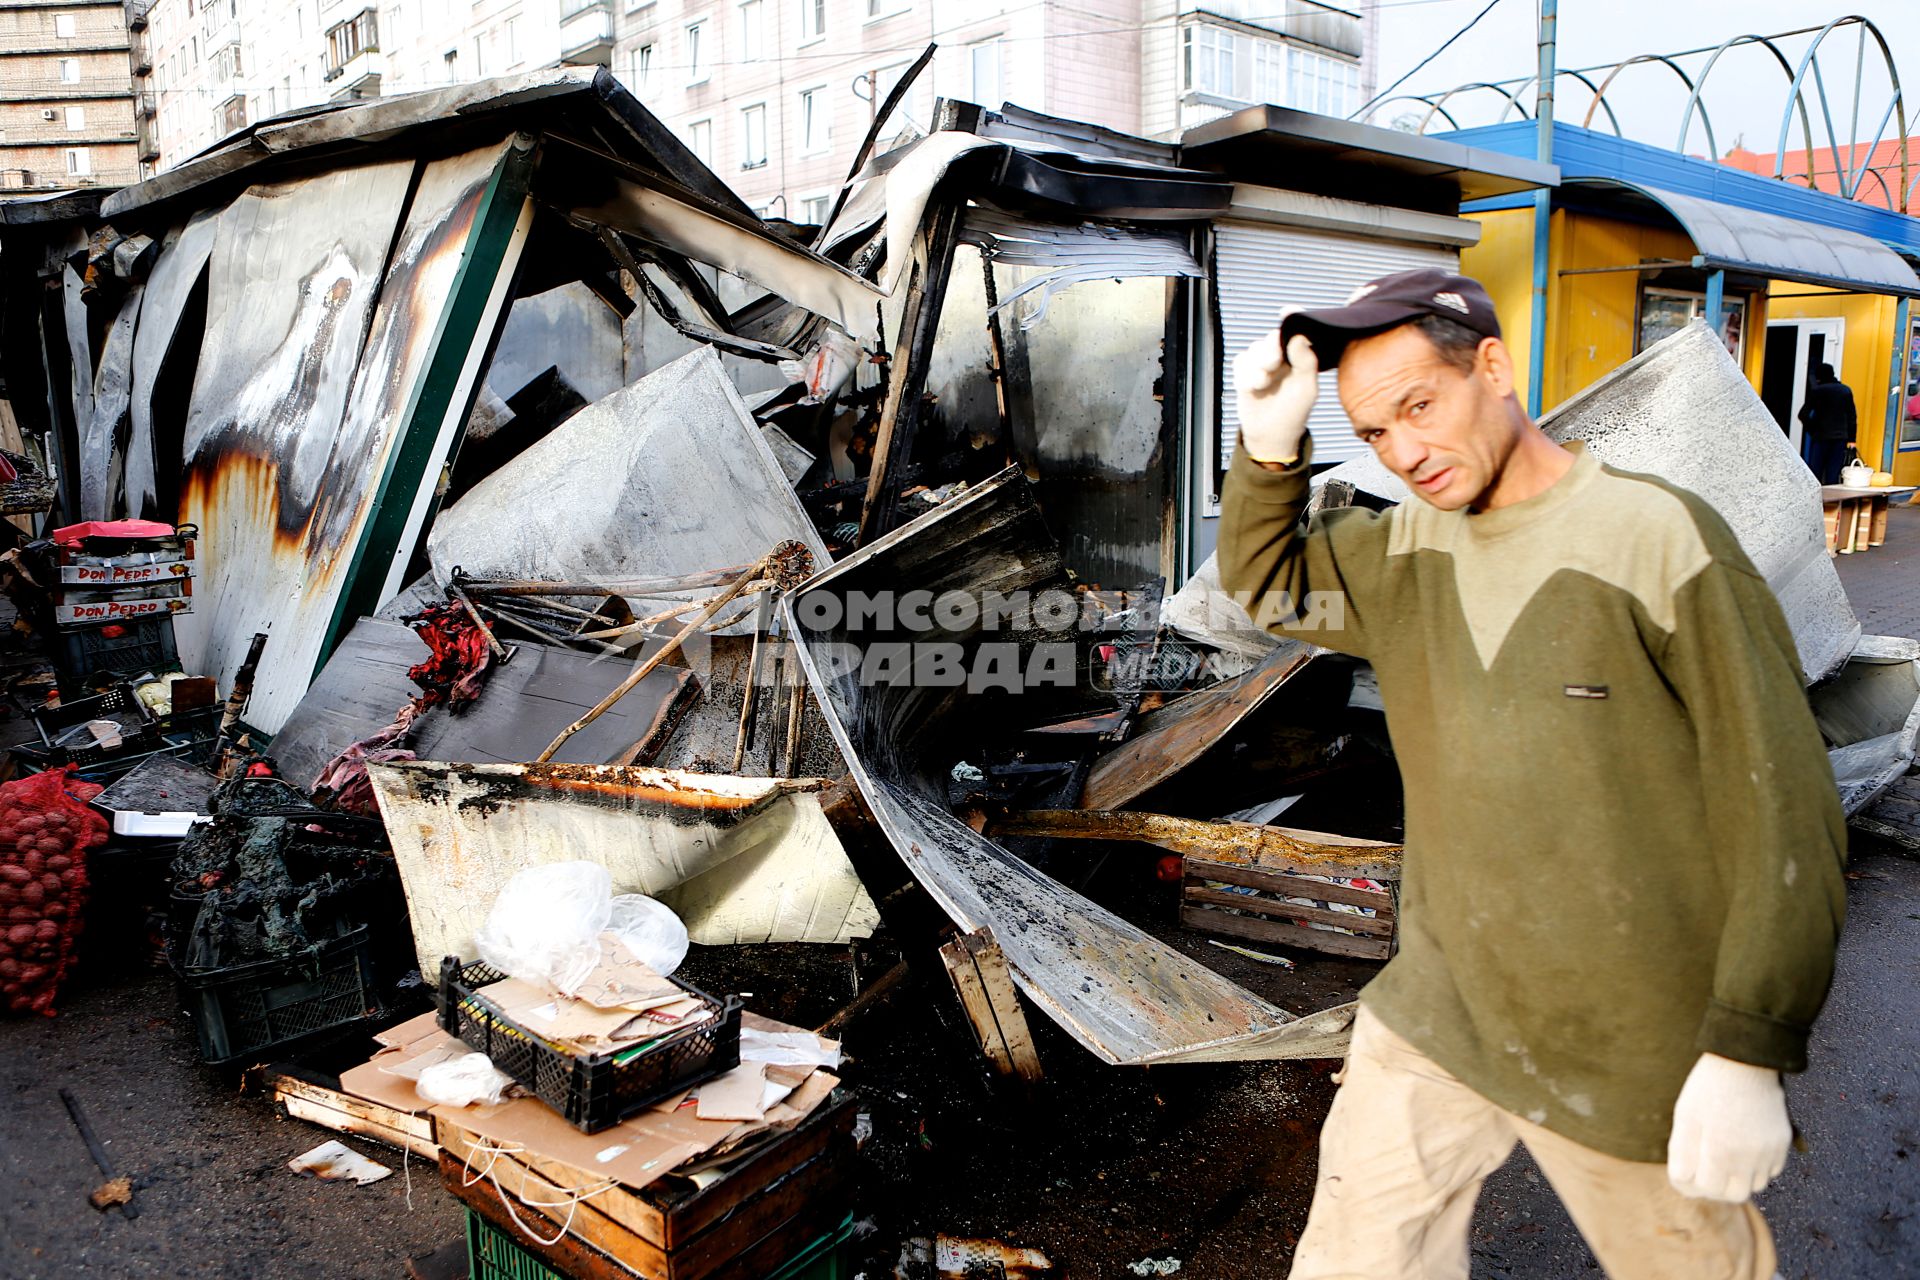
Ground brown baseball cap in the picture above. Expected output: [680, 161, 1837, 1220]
[1279, 268, 1500, 370]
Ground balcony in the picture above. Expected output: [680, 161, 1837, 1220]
[136, 90, 155, 119]
[130, 30, 152, 75]
[125, 0, 152, 30]
[559, 1, 614, 66]
[329, 66, 383, 101]
[136, 116, 159, 161]
[323, 48, 382, 88]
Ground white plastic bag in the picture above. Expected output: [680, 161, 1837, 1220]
[606, 894, 689, 976]
[415, 1052, 515, 1107]
[472, 861, 613, 995]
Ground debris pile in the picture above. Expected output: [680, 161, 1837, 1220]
[0, 57, 1911, 1280]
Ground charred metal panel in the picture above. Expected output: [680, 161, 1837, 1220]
[171, 158, 416, 730]
[323, 137, 535, 644]
[79, 283, 140, 519]
[126, 209, 220, 518]
[571, 168, 886, 342]
[368, 762, 880, 973]
[427, 346, 830, 592]
[176, 140, 528, 735]
[785, 469, 1357, 1064]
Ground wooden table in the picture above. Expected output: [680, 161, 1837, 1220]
[1820, 485, 1918, 554]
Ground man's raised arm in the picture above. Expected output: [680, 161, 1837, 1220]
[1215, 330, 1387, 659]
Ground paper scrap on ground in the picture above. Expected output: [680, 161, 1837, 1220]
[740, 1021, 843, 1068]
[287, 1140, 392, 1186]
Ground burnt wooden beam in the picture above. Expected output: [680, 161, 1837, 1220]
[989, 807, 1402, 882]
[856, 197, 965, 546]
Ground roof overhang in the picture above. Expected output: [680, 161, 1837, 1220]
[1180, 104, 1558, 213]
[1569, 177, 1920, 298]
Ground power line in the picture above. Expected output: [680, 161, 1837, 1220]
[1347, 0, 1507, 121]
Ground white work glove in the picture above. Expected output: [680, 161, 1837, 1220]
[1666, 1052, 1792, 1202]
[1232, 324, 1320, 466]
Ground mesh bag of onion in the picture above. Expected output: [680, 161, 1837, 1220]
[0, 767, 109, 1015]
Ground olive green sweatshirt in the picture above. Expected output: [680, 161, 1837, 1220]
[1217, 436, 1847, 1162]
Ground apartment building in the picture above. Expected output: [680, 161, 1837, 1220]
[0, 0, 140, 192]
[129, 0, 1366, 216]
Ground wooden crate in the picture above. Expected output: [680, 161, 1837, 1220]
[267, 1065, 438, 1160]
[438, 1092, 857, 1280]
[1181, 855, 1396, 961]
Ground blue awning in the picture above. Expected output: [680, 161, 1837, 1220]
[1574, 178, 1920, 297]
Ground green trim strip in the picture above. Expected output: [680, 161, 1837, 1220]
[317, 135, 538, 672]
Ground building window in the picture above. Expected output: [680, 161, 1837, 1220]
[739, 102, 767, 168]
[64, 106, 86, 130]
[968, 40, 1000, 106]
[1901, 319, 1920, 449]
[684, 20, 707, 85]
[324, 8, 378, 77]
[686, 118, 712, 165]
[800, 192, 830, 225]
[737, 0, 763, 62]
[1637, 286, 1747, 364]
[1253, 41, 1286, 104]
[629, 43, 653, 93]
[798, 85, 829, 155]
[504, 17, 519, 66]
[799, 0, 825, 43]
[54, 14, 77, 38]
[1183, 24, 1360, 116]
[219, 95, 246, 131]
[65, 147, 92, 177]
[1183, 25, 1235, 97]
[1288, 45, 1359, 117]
[59, 58, 81, 85]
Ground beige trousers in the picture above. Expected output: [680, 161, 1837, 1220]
[1289, 1006, 1778, 1280]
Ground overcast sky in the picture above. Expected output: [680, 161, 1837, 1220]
[1367, 0, 1920, 163]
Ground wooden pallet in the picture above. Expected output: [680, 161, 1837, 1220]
[1181, 855, 1396, 961]
[438, 1092, 857, 1280]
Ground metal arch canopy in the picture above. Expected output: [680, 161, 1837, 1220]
[1575, 178, 1920, 298]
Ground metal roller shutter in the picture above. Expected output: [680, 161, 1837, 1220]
[1215, 221, 1458, 467]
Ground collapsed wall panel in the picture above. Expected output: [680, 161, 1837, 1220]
[368, 761, 880, 973]
[174, 139, 532, 733]
[170, 157, 416, 729]
[126, 208, 221, 518]
[784, 468, 1356, 1065]
[427, 346, 830, 591]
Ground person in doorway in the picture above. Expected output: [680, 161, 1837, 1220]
[1799, 361, 1857, 484]
[1217, 268, 1845, 1280]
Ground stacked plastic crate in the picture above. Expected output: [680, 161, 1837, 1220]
[47, 520, 193, 694]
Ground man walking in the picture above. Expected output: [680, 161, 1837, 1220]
[1798, 362, 1856, 484]
[1217, 270, 1846, 1279]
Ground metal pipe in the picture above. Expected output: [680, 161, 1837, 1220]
[1885, 296, 1909, 473]
[1526, 0, 1556, 419]
[1704, 269, 1726, 337]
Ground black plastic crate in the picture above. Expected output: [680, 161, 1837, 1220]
[53, 616, 180, 694]
[175, 925, 382, 1066]
[30, 685, 160, 761]
[437, 957, 742, 1133]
